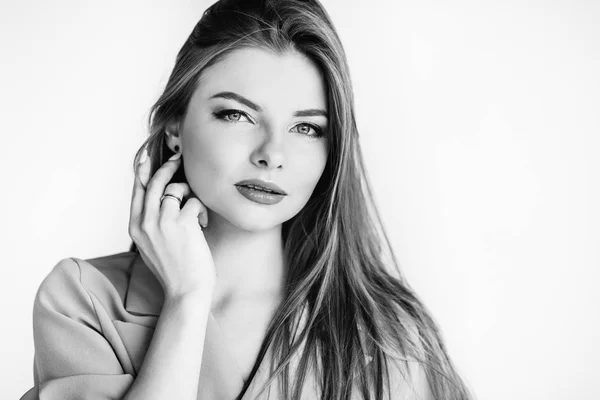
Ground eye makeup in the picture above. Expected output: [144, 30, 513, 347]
[212, 108, 327, 139]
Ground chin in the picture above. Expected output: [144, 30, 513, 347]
[228, 204, 298, 232]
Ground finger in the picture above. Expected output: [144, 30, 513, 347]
[137, 151, 152, 189]
[160, 182, 192, 221]
[129, 148, 151, 229]
[144, 153, 182, 221]
[179, 197, 208, 227]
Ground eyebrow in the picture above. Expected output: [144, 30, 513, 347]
[209, 91, 328, 118]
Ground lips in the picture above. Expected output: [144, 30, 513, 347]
[240, 184, 277, 193]
[235, 185, 285, 205]
[234, 179, 287, 195]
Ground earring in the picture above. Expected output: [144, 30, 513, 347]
[174, 145, 180, 152]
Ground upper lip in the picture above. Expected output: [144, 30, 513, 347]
[235, 179, 287, 195]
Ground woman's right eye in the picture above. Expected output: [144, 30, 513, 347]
[213, 109, 251, 123]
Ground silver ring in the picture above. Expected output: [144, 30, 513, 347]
[160, 193, 182, 206]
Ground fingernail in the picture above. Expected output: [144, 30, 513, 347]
[139, 149, 148, 164]
[168, 152, 182, 161]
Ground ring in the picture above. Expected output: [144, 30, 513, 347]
[160, 193, 182, 206]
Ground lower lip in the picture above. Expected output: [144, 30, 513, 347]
[235, 185, 286, 205]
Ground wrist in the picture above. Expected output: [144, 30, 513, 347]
[163, 278, 215, 301]
[164, 288, 213, 312]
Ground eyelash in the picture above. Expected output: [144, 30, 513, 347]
[212, 109, 325, 138]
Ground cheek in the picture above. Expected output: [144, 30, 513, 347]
[181, 134, 242, 196]
[292, 145, 328, 196]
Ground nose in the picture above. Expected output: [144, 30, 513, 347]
[250, 128, 285, 170]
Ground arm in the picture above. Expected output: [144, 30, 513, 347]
[122, 291, 211, 400]
[123, 141, 215, 398]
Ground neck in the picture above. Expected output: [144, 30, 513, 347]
[201, 210, 287, 308]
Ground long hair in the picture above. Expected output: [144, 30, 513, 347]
[129, 0, 473, 399]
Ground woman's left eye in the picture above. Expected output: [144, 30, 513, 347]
[291, 123, 324, 138]
[213, 109, 251, 123]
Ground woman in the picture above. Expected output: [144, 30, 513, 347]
[21, 0, 473, 399]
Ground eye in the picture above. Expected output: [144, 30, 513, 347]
[291, 123, 324, 138]
[213, 109, 252, 123]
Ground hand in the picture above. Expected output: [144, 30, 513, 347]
[128, 149, 216, 300]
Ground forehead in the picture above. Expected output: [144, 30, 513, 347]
[194, 47, 327, 111]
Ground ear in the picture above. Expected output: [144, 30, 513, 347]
[164, 120, 182, 153]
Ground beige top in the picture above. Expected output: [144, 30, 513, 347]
[20, 251, 433, 400]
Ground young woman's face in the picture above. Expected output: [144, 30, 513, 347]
[175, 47, 329, 231]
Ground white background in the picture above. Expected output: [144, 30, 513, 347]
[1, 0, 599, 399]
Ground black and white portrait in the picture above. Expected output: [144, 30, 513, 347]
[2, 1, 598, 399]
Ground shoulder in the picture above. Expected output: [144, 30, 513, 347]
[29, 253, 143, 390]
[37, 251, 136, 296]
[34, 251, 137, 317]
